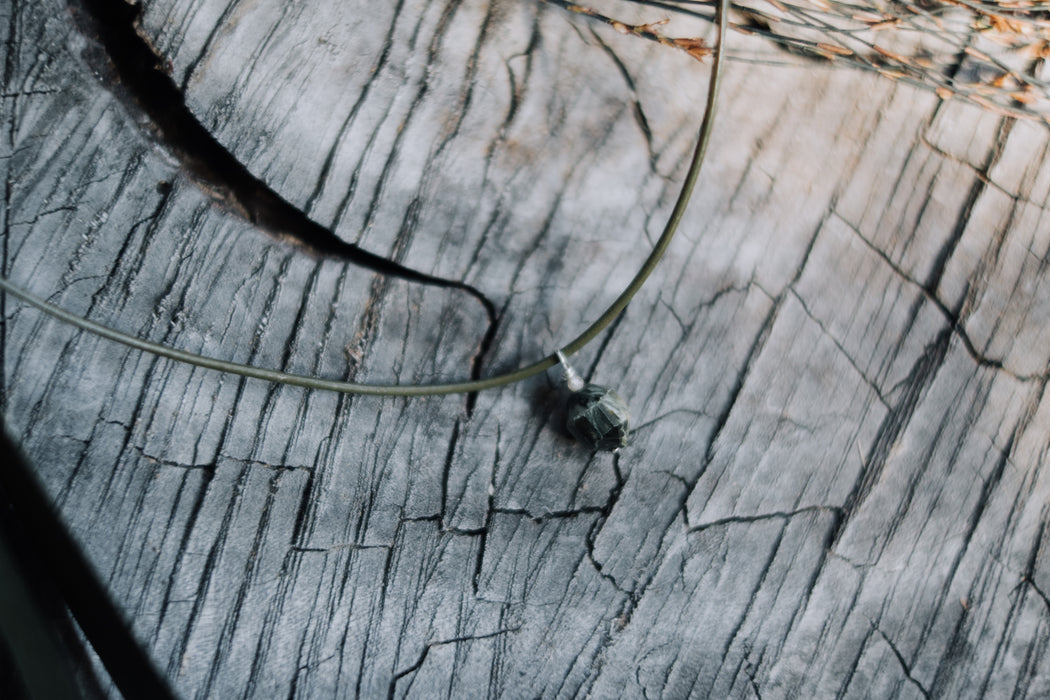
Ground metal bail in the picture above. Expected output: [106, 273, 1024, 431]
[555, 350, 586, 392]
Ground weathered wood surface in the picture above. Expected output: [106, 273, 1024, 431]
[3, 0, 1050, 697]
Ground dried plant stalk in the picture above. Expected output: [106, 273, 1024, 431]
[547, 0, 1050, 123]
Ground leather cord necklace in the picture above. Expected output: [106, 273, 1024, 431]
[0, 0, 729, 449]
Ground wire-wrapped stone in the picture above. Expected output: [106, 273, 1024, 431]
[566, 384, 630, 451]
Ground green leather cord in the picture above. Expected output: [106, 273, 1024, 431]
[0, 0, 729, 397]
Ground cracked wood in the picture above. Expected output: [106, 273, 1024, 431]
[3, 0, 1050, 697]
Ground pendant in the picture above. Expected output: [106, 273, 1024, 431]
[556, 351, 630, 451]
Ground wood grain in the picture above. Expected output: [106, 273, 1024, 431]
[3, 0, 1049, 697]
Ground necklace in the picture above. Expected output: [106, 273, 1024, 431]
[0, 0, 728, 449]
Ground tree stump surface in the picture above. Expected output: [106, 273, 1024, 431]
[3, 0, 1050, 697]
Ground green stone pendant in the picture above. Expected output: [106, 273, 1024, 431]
[566, 384, 630, 451]
[556, 351, 630, 451]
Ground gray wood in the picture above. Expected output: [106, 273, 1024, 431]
[4, 0, 1050, 697]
